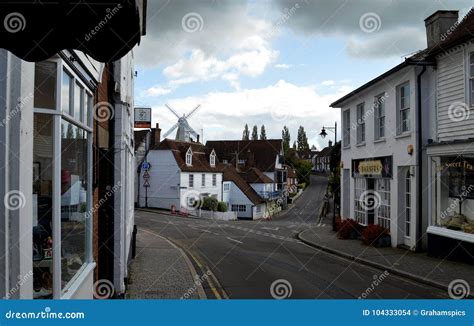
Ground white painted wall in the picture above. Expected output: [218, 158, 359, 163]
[222, 181, 253, 219]
[139, 150, 180, 209]
[179, 172, 223, 209]
[339, 66, 419, 248]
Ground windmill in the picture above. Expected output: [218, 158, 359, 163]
[162, 104, 201, 142]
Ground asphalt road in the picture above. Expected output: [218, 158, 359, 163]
[135, 175, 446, 299]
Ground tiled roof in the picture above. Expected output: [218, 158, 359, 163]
[240, 167, 274, 184]
[206, 139, 282, 172]
[154, 139, 223, 173]
[222, 165, 264, 205]
[316, 146, 332, 158]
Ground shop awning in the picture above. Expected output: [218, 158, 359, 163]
[0, 0, 146, 63]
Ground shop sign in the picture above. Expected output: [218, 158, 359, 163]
[134, 107, 151, 128]
[352, 156, 392, 178]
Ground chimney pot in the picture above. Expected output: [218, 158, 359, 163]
[424, 10, 458, 48]
[153, 123, 161, 146]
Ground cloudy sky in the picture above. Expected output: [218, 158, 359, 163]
[134, 0, 472, 150]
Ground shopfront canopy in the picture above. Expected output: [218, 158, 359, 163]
[0, 0, 146, 62]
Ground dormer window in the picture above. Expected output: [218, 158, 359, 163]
[186, 147, 192, 166]
[210, 150, 216, 167]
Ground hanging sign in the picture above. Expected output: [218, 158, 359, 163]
[134, 107, 152, 128]
[352, 156, 392, 178]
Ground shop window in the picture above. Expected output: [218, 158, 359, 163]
[470, 52, 474, 107]
[60, 120, 88, 288]
[432, 156, 474, 234]
[62, 69, 73, 116]
[33, 60, 92, 299]
[33, 114, 54, 298]
[375, 178, 391, 230]
[354, 178, 367, 225]
[34, 62, 57, 110]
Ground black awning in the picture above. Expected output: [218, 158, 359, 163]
[0, 0, 146, 63]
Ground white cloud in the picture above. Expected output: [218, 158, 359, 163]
[142, 86, 173, 97]
[153, 80, 350, 149]
[275, 63, 293, 69]
[321, 80, 336, 86]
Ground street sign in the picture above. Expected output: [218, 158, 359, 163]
[143, 171, 150, 180]
[143, 180, 150, 187]
[142, 161, 151, 171]
[134, 107, 151, 128]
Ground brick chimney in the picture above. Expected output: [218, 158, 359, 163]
[152, 123, 161, 147]
[328, 140, 333, 147]
[424, 10, 458, 48]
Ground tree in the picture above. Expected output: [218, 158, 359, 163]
[282, 126, 290, 153]
[251, 125, 258, 140]
[260, 125, 267, 140]
[292, 141, 297, 150]
[242, 124, 250, 140]
[297, 126, 309, 152]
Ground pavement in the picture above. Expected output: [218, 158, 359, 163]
[126, 227, 206, 299]
[127, 175, 453, 299]
[298, 214, 474, 298]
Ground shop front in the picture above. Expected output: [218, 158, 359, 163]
[427, 142, 474, 264]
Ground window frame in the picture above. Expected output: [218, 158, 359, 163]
[469, 52, 474, 107]
[356, 103, 365, 144]
[33, 58, 94, 299]
[343, 109, 351, 147]
[374, 93, 386, 140]
[210, 151, 216, 167]
[201, 173, 205, 187]
[212, 174, 217, 187]
[186, 148, 192, 166]
[397, 82, 411, 135]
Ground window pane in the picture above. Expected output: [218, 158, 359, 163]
[34, 62, 57, 110]
[61, 120, 88, 288]
[74, 83, 84, 122]
[62, 70, 72, 115]
[87, 94, 93, 126]
[33, 114, 54, 299]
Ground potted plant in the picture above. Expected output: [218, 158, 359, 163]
[361, 224, 391, 247]
[337, 219, 363, 240]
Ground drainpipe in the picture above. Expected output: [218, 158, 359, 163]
[415, 65, 426, 252]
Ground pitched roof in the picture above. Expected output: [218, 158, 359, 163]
[240, 167, 274, 184]
[205, 139, 282, 172]
[222, 165, 265, 205]
[154, 139, 222, 173]
[316, 146, 332, 158]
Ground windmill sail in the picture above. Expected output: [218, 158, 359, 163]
[163, 104, 201, 142]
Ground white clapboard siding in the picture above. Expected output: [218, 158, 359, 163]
[437, 50, 473, 141]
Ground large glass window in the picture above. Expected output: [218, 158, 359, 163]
[32, 114, 54, 299]
[60, 120, 88, 288]
[431, 156, 474, 234]
[375, 178, 391, 230]
[34, 62, 57, 110]
[33, 61, 92, 298]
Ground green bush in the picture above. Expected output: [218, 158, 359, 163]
[201, 197, 218, 211]
[298, 182, 306, 190]
[217, 201, 228, 212]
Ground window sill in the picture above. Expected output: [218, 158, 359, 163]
[395, 132, 411, 139]
[61, 262, 96, 299]
[427, 226, 474, 243]
[343, 145, 351, 150]
[374, 138, 385, 143]
[356, 142, 366, 147]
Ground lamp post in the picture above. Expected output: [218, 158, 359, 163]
[320, 122, 337, 231]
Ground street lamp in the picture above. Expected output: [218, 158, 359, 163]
[320, 122, 338, 231]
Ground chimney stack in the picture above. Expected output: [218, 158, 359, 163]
[424, 10, 458, 48]
[328, 140, 333, 147]
[152, 123, 161, 146]
[196, 134, 200, 143]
